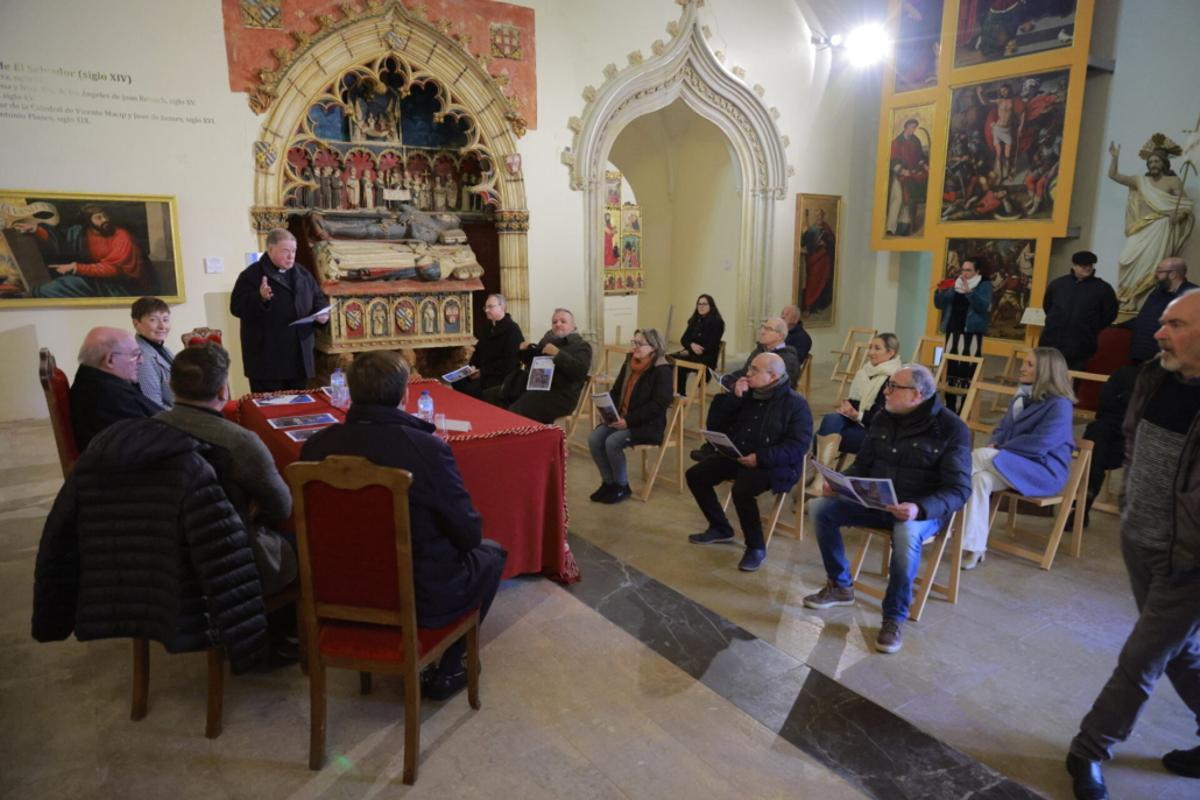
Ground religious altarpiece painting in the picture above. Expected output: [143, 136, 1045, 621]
[942, 237, 1037, 341]
[0, 191, 183, 308]
[792, 193, 842, 329]
[893, 0, 943, 93]
[602, 172, 645, 295]
[871, 0, 1095, 355]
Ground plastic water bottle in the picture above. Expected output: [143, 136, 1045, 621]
[417, 390, 435, 423]
[330, 368, 349, 409]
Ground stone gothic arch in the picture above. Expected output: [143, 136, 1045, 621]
[249, 1, 532, 332]
[562, 1, 790, 347]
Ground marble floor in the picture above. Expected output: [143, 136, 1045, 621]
[1, 371, 1196, 799]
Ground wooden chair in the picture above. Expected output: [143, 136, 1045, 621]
[796, 353, 814, 398]
[830, 327, 876, 383]
[847, 511, 963, 622]
[986, 439, 1094, 570]
[1068, 370, 1111, 424]
[672, 357, 708, 439]
[911, 335, 945, 370]
[934, 353, 984, 420]
[720, 458, 809, 545]
[718, 340, 727, 373]
[286, 455, 481, 783]
[555, 375, 594, 454]
[130, 583, 299, 739]
[964, 380, 1017, 440]
[834, 342, 868, 404]
[988, 347, 1031, 413]
[633, 399, 687, 502]
[39, 348, 79, 479]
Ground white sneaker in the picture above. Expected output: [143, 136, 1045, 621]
[961, 550, 985, 571]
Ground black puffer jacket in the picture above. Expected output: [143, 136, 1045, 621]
[32, 419, 267, 673]
[847, 395, 971, 524]
[609, 357, 674, 445]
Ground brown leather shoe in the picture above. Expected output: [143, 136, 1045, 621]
[875, 619, 903, 654]
[803, 582, 855, 609]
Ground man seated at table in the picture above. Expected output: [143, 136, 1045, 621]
[691, 317, 802, 460]
[486, 308, 593, 424]
[686, 353, 812, 573]
[70, 326, 164, 451]
[300, 351, 508, 700]
[455, 293, 523, 399]
[155, 343, 297, 596]
[804, 364, 970, 654]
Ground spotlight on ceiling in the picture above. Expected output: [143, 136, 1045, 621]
[843, 23, 890, 67]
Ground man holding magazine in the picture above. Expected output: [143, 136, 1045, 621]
[804, 364, 970, 654]
[685, 353, 812, 573]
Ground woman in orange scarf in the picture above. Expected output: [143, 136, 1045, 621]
[588, 328, 673, 503]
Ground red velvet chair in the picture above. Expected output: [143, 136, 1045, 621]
[1077, 327, 1132, 412]
[285, 455, 481, 784]
[39, 348, 79, 478]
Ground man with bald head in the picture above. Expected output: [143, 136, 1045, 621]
[686, 352, 811, 572]
[805, 363, 970, 654]
[780, 305, 812, 364]
[691, 317, 803, 461]
[1068, 289, 1200, 798]
[1121, 257, 1195, 364]
[69, 326, 164, 450]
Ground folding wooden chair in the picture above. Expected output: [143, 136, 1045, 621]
[830, 327, 877, 383]
[672, 357, 708, 439]
[964, 380, 1017, 441]
[986, 439, 1094, 570]
[719, 458, 808, 546]
[796, 353, 814, 397]
[635, 361, 704, 501]
[846, 511, 963, 622]
[39, 348, 79, 479]
[834, 343, 868, 403]
[934, 353, 984, 420]
[555, 375, 594, 454]
[911, 335, 945, 370]
[286, 456, 481, 783]
[989, 347, 1031, 413]
[1068, 370, 1111, 424]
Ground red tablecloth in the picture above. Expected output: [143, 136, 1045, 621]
[238, 380, 579, 583]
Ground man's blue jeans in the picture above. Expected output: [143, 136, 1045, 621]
[808, 496, 941, 621]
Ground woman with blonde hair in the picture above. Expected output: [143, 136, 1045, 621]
[814, 333, 903, 462]
[961, 347, 1077, 569]
[588, 328, 673, 504]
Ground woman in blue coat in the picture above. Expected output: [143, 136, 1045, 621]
[961, 347, 1076, 569]
[934, 257, 993, 414]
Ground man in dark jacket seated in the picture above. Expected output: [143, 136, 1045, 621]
[685, 353, 813, 573]
[691, 318, 803, 460]
[781, 304, 813, 365]
[804, 364, 970, 655]
[455, 293, 523, 399]
[300, 351, 508, 700]
[485, 308, 593, 424]
[70, 326, 164, 450]
[32, 417, 269, 674]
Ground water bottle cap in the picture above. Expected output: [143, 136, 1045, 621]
[421, 390, 430, 395]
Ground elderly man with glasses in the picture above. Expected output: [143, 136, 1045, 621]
[804, 363, 970, 654]
[68, 326, 165, 450]
[1120, 257, 1195, 365]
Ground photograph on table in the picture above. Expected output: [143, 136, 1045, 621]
[881, 103, 934, 239]
[893, 0, 943, 93]
[940, 69, 1070, 223]
[0, 190, 183, 307]
[954, 0, 1078, 68]
[942, 237, 1036, 341]
[792, 193, 841, 328]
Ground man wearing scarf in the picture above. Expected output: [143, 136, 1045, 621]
[686, 353, 812, 573]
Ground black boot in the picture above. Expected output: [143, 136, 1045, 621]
[1065, 753, 1109, 800]
[1067, 490, 1097, 531]
[590, 482, 616, 502]
[1163, 744, 1200, 777]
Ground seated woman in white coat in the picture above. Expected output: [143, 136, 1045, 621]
[961, 347, 1076, 569]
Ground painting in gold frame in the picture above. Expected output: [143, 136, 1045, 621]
[953, 0, 1078, 69]
[792, 194, 842, 329]
[894, 0, 944, 93]
[0, 190, 184, 308]
[882, 104, 935, 240]
[940, 237, 1036, 342]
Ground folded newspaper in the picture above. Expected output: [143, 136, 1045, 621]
[592, 392, 621, 426]
[811, 461, 898, 511]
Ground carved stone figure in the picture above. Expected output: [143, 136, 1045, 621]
[1109, 135, 1195, 310]
[345, 168, 360, 210]
[361, 169, 374, 209]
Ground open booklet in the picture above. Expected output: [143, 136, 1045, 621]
[811, 461, 898, 511]
[441, 364, 478, 383]
[700, 429, 743, 459]
[591, 392, 621, 426]
[707, 366, 732, 392]
[526, 356, 555, 391]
